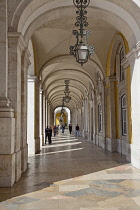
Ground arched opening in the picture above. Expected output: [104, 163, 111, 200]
[54, 107, 70, 127]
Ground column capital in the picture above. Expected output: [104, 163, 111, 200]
[27, 75, 37, 82]
[27, 75, 40, 86]
[126, 41, 140, 63]
[8, 32, 27, 52]
[40, 88, 43, 94]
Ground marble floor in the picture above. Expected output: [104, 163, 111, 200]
[1, 131, 140, 210]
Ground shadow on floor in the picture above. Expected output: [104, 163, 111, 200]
[0, 132, 129, 202]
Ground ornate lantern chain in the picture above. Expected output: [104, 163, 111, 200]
[64, 80, 71, 103]
[70, 0, 94, 65]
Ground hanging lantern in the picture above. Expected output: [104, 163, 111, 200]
[70, 0, 94, 65]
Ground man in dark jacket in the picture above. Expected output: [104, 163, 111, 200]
[49, 126, 52, 144]
[69, 124, 72, 134]
[45, 126, 50, 144]
[75, 124, 80, 137]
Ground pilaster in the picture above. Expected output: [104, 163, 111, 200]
[21, 50, 30, 172]
[125, 41, 140, 168]
[8, 32, 26, 182]
[34, 77, 40, 153]
[27, 76, 36, 154]
[105, 76, 117, 152]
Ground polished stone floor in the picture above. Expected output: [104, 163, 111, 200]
[1, 131, 140, 210]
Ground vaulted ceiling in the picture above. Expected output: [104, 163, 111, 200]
[23, 0, 140, 111]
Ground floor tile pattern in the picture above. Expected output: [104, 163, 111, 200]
[0, 131, 140, 209]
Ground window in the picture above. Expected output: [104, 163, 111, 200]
[121, 94, 127, 135]
[120, 47, 125, 81]
[98, 104, 102, 132]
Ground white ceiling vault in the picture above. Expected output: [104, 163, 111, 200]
[9, 0, 140, 111]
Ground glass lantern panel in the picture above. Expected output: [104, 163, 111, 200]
[78, 49, 88, 61]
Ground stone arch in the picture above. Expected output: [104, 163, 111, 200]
[8, 0, 140, 49]
[106, 33, 130, 77]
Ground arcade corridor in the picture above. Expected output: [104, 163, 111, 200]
[1, 132, 140, 210]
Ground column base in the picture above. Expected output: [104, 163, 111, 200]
[95, 135, 99, 145]
[0, 153, 15, 187]
[106, 138, 117, 152]
[126, 143, 131, 162]
[21, 144, 28, 172]
[93, 134, 96, 144]
[90, 133, 93, 141]
[87, 132, 90, 140]
[84, 131, 88, 139]
[131, 144, 140, 169]
[81, 130, 84, 138]
[99, 136, 106, 150]
[15, 150, 21, 182]
[0, 103, 15, 154]
[42, 134, 45, 146]
[35, 137, 40, 153]
[117, 139, 127, 155]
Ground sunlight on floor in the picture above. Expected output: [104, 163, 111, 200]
[0, 132, 140, 210]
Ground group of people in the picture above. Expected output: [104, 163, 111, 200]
[53, 125, 59, 136]
[45, 123, 80, 145]
[68, 124, 80, 136]
[45, 125, 59, 144]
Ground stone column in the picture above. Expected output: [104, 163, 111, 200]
[93, 91, 96, 144]
[70, 111, 72, 124]
[8, 32, 26, 183]
[87, 100, 90, 140]
[101, 81, 106, 150]
[49, 107, 53, 126]
[105, 77, 117, 151]
[51, 108, 54, 126]
[89, 100, 93, 141]
[0, 0, 16, 187]
[80, 106, 83, 137]
[41, 93, 45, 146]
[126, 42, 140, 168]
[21, 50, 30, 172]
[27, 76, 36, 154]
[34, 78, 40, 153]
[46, 100, 49, 126]
[48, 103, 50, 126]
[72, 108, 76, 134]
[83, 99, 87, 138]
[85, 98, 88, 138]
[40, 89, 42, 147]
[45, 97, 47, 127]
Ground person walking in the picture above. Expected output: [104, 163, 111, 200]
[75, 124, 80, 137]
[45, 126, 50, 144]
[62, 125, 65, 133]
[48, 126, 52, 144]
[69, 124, 72, 134]
[53, 125, 57, 136]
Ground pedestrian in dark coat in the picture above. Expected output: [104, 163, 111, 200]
[69, 124, 72, 134]
[45, 126, 50, 144]
[48, 126, 52, 144]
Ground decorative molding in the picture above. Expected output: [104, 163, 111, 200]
[117, 80, 125, 89]
[27, 75, 37, 82]
[8, 32, 27, 52]
[126, 41, 140, 62]
[97, 94, 101, 104]
[22, 50, 31, 69]
[105, 76, 116, 84]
